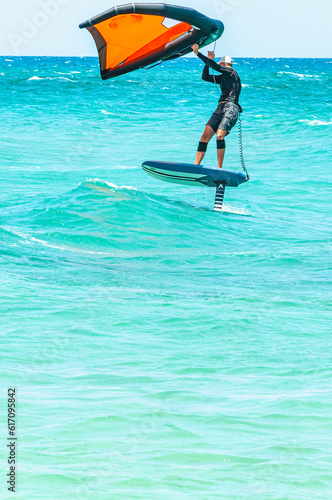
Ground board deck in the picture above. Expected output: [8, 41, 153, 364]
[142, 161, 247, 188]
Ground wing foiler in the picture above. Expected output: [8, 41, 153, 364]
[79, 3, 224, 80]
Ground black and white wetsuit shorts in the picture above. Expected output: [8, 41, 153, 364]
[207, 101, 239, 134]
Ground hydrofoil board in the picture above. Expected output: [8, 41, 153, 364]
[142, 161, 247, 188]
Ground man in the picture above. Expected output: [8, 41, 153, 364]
[191, 44, 242, 169]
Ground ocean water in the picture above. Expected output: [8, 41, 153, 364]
[1, 56, 331, 499]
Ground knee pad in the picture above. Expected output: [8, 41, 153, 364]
[197, 141, 208, 152]
[217, 139, 226, 150]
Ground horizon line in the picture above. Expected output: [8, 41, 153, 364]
[1, 55, 331, 60]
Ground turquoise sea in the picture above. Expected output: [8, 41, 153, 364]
[1, 56, 332, 499]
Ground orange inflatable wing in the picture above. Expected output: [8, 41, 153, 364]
[80, 3, 224, 80]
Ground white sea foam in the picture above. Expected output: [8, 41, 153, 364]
[218, 205, 252, 216]
[5, 228, 33, 242]
[85, 179, 138, 191]
[28, 76, 76, 82]
[102, 181, 138, 191]
[278, 71, 320, 80]
[300, 119, 332, 126]
[57, 77, 76, 81]
[242, 84, 249, 88]
[5, 59, 13, 62]
[101, 110, 115, 115]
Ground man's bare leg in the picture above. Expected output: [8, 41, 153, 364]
[195, 125, 215, 165]
[216, 129, 227, 169]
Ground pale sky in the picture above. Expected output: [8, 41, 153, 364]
[2, 0, 331, 58]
